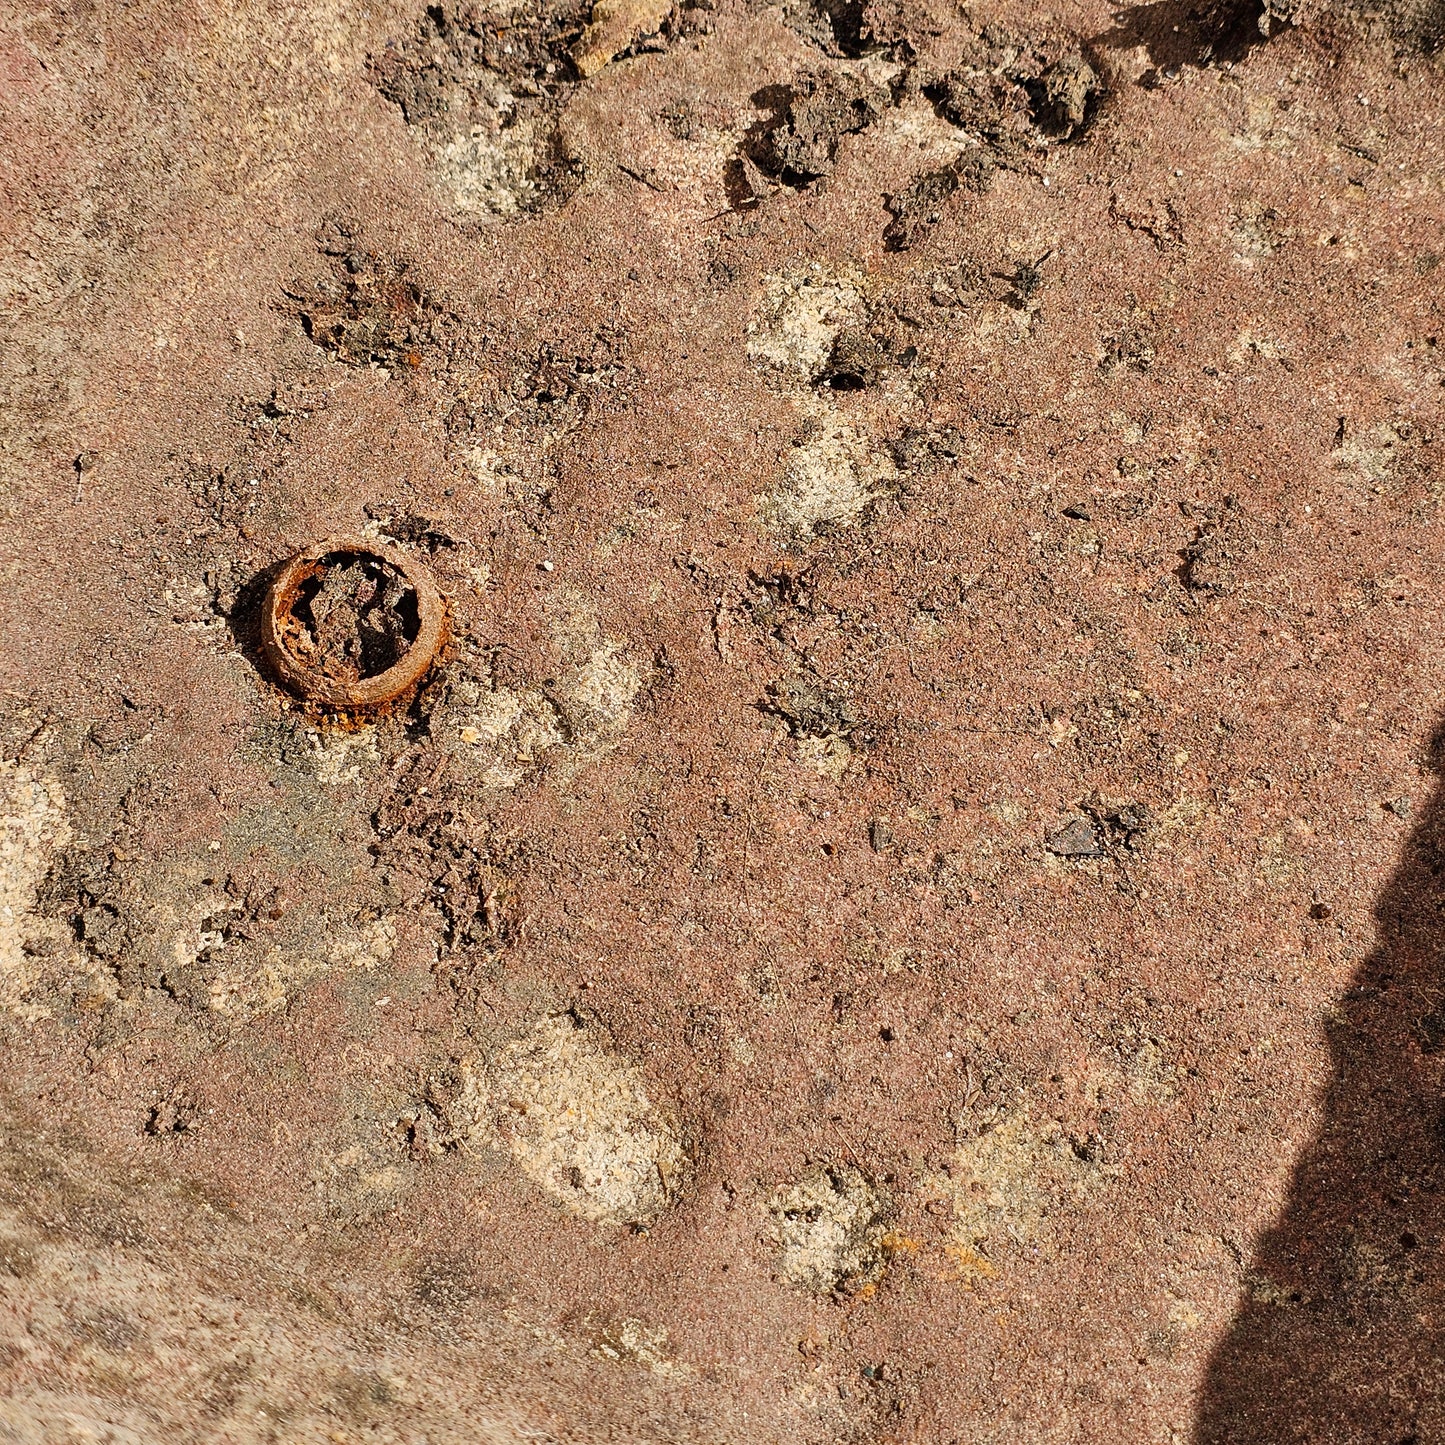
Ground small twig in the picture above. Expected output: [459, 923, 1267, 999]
[6, 712, 54, 765]
[618, 163, 667, 193]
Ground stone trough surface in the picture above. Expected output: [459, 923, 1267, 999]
[1, 0, 1444, 1440]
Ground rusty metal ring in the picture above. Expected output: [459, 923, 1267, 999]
[260, 535, 446, 708]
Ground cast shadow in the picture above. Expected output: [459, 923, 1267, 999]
[1093, 0, 1284, 77]
[1195, 720, 1445, 1443]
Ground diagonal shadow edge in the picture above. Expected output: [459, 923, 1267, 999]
[1194, 718, 1445, 1444]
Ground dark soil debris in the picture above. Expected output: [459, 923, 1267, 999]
[883, 156, 996, 251]
[370, 1, 585, 123]
[924, 26, 1105, 162]
[1096, 0, 1295, 79]
[285, 246, 439, 369]
[781, 0, 871, 57]
[762, 675, 859, 739]
[751, 71, 890, 187]
[1045, 814, 1102, 858]
[1180, 496, 1248, 595]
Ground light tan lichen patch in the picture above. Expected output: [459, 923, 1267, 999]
[489, 1016, 686, 1226]
[747, 271, 867, 384]
[1333, 420, 1408, 482]
[204, 954, 292, 1018]
[926, 1113, 1092, 1261]
[465, 445, 513, 493]
[795, 734, 855, 780]
[592, 1317, 693, 1377]
[747, 268, 900, 541]
[305, 727, 381, 786]
[551, 641, 645, 755]
[434, 622, 644, 789]
[0, 762, 79, 1018]
[165, 888, 393, 1021]
[766, 1166, 891, 1295]
[423, 1057, 492, 1150]
[1114, 1028, 1184, 1104]
[435, 679, 569, 790]
[434, 117, 557, 218]
[329, 915, 398, 971]
[1226, 324, 1289, 368]
[762, 412, 897, 540]
[310, 1133, 407, 1223]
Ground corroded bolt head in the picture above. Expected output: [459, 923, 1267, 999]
[260, 535, 446, 708]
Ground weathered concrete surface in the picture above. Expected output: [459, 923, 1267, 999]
[1, 0, 1443, 1439]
